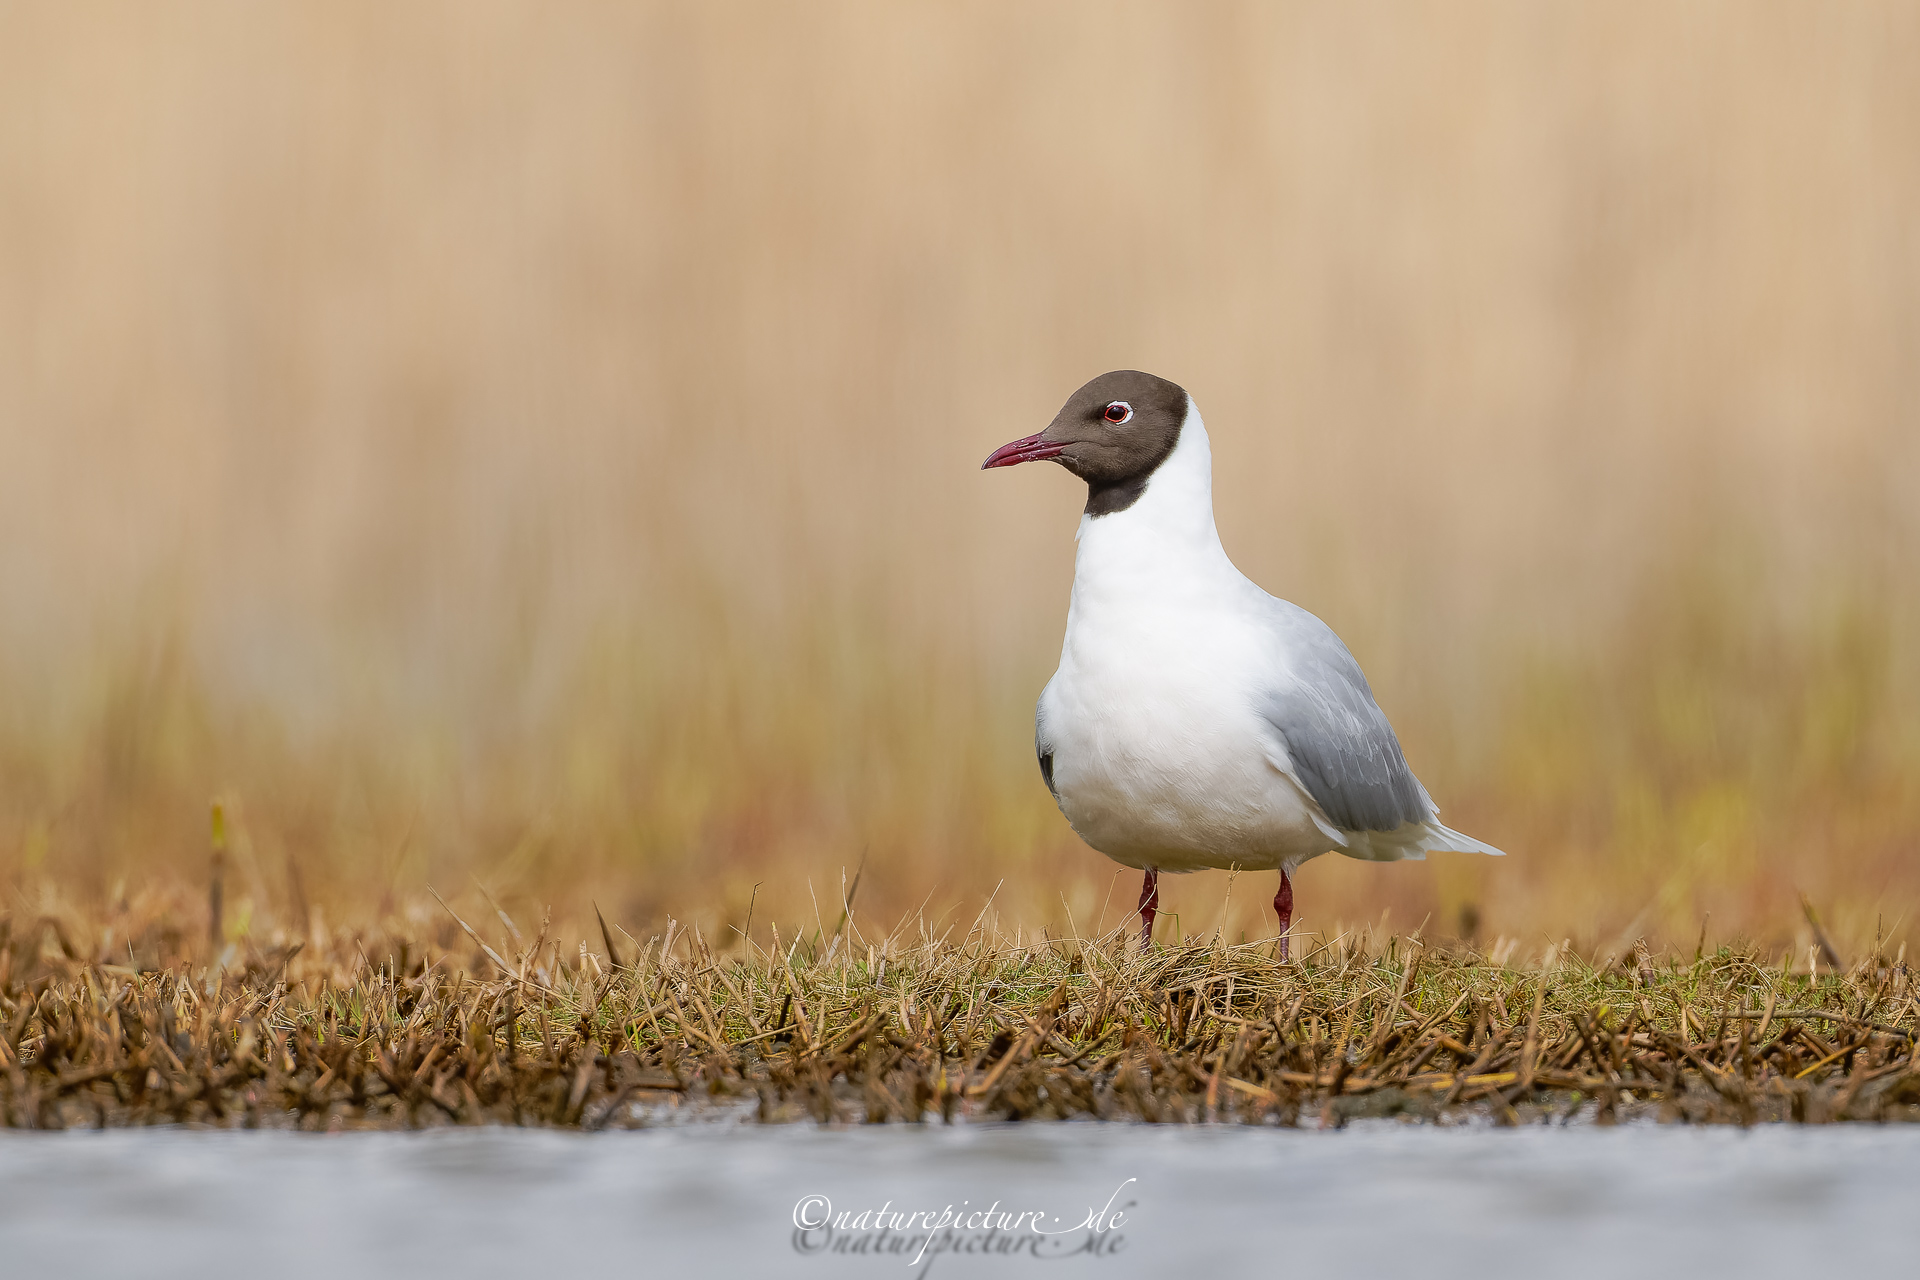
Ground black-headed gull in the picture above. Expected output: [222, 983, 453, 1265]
[984, 370, 1503, 955]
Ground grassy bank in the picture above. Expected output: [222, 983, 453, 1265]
[3, 895, 1913, 1131]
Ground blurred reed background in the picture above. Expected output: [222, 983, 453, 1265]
[1, 1, 1915, 958]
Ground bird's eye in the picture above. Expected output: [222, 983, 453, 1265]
[1103, 401, 1133, 424]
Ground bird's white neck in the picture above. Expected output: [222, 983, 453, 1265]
[1070, 406, 1239, 608]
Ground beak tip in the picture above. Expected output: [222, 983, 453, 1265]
[981, 432, 1062, 472]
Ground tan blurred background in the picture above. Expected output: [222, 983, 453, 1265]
[1, 1, 1915, 957]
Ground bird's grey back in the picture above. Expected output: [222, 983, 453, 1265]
[1257, 600, 1433, 833]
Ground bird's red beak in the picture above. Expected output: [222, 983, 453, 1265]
[981, 432, 1066, 470]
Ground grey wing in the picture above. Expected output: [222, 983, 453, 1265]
[1258, 612, 1433, 834]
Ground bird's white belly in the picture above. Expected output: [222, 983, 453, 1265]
[1040, 642, 1330, 873]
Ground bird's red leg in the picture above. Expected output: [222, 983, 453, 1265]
[1274, 869, 1295, 960]
[1136, 869, 1160, 948]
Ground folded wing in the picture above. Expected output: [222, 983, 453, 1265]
[1261, 628, 1432, 834]
[1257, 602, 1503, 861]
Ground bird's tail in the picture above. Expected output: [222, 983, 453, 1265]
[1335, 819, 1506, 862]
[1416, 822, 1505, 857]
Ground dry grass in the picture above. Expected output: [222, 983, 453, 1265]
[4, 891, 1914, 1131]
[2, 4, 1919, 954]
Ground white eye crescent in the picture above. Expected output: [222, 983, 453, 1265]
[1103, 401, 1133, 424]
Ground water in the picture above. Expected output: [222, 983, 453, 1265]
[2, 1122, 1915, 1278]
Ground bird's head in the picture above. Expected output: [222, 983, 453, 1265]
[981, 370, 1191, 516]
